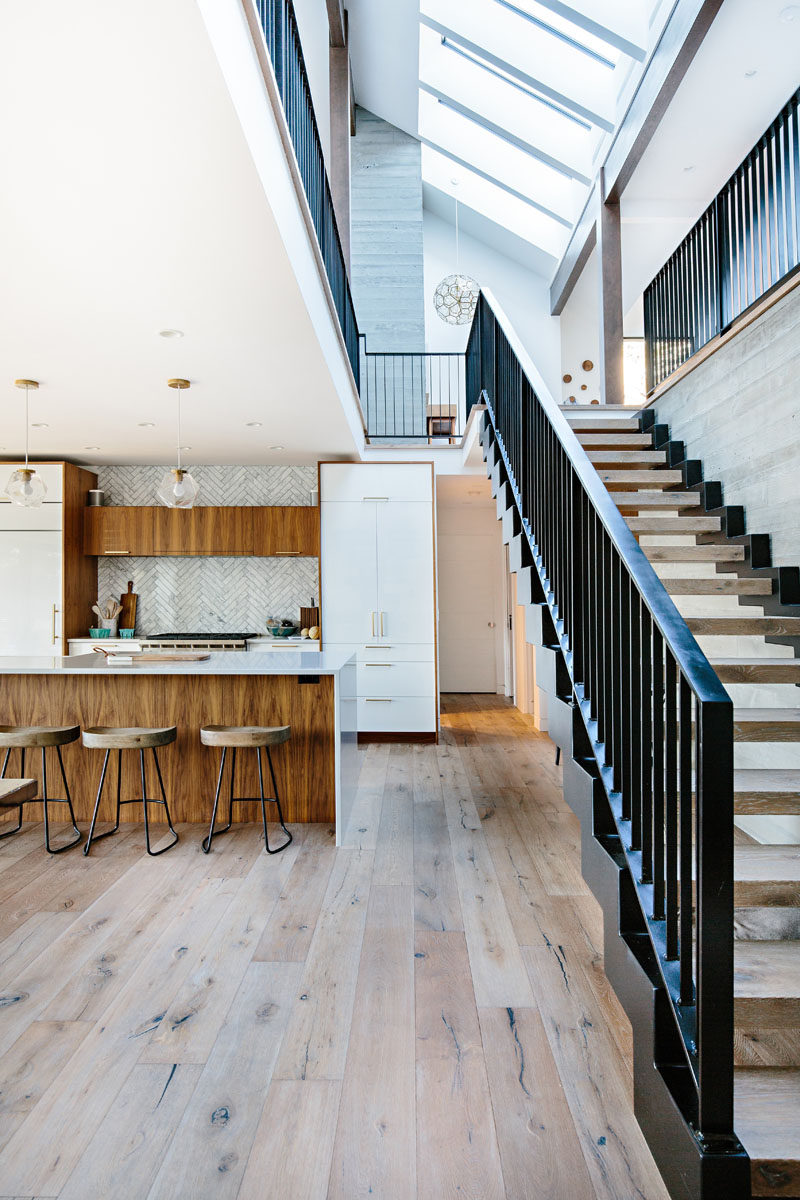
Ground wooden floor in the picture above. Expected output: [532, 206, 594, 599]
[0, 694, 669, 1200]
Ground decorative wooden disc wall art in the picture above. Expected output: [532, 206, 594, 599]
[563, 373, 572, 383]
[582, 359, 594, 371]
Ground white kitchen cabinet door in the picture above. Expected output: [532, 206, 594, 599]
[375, 501, 435, 643]
[320, 501, 379, 643]
[0, 531, 62, 654]
[320, 463, 432, 504]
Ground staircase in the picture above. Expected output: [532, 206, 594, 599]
[561, 405, 800, 1197]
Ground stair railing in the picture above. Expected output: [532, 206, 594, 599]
[468, 289, 738, 1149]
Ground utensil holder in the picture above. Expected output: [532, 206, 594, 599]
[99, 618, 119, 636]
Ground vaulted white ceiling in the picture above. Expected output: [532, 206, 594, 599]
[348, 0, 667, 272]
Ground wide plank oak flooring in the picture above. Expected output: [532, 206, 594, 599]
[0, 694, 667, 1199]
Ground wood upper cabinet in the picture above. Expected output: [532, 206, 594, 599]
[84, 505, 318, 557]
[152, 507, 253, 556]
[83, 506, 155, 556]
[252, 506, 320, 557]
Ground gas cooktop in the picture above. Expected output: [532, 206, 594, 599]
[146, 633, 257, 640]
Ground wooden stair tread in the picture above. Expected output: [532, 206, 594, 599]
[733, 846, 800, 907]
[734, 710, 800, 742]
[687, 616, 800, 636]
[585, 450, 667, 465]
[576, 433, 653, 447]
[714, 660, 800, 683]
[568, 419, 642, 432]
[735, 940, 800, 1005]
[735, 770, 800, 800]
[627, 516, 722, 532]
[664, 578, 772, 595]
[609, 491, 701, 507]
[644, 545, 746, 561]
[596, 469, 684, 488]
[735, 1068, 800, 1166]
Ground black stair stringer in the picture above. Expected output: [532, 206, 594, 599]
[480, 410, 751, 1200]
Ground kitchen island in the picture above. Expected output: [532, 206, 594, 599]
[0, 651, 357, 843]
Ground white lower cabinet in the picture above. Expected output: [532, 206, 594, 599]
[321, 462, 437, 736]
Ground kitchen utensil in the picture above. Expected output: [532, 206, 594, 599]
[119, 581, 137, 631]
[92, 604, 104, 621]
[93, 647, 210, 663]
[100, 617, 119, 636]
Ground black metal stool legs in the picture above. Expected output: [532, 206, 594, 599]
[202, 744, 291, 854]
[145, 747, 179, 856]
[0, 747, 24, 840]
[259, 746, 292, 854]
[41, 744, 82, 854]
[85, 746, 178, 856]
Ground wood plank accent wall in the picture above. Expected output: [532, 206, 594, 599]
[0, 672, 335, 825]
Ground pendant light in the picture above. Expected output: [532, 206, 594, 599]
[5, 380, 47, 507]
[156, 378, 198, 508]
[433, 189, 479, 326]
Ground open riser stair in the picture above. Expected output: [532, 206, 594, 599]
[470, 291, 800, 1199]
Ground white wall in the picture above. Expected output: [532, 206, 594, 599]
[293, 0, 331, 165]
[423, 209, 562, 399]
[558, 248, 601, 405]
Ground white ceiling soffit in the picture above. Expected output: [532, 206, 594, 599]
[0, 0, 360, 467]
[349, 0, 661, 266]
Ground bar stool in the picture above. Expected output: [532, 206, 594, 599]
[0, 725, 82, 853]
[199, 725, 293, 855]
[82, 726, 179, 856]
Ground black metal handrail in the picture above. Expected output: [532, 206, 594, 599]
[469, 289, 737, 1147]
[359, 338, 467, 441]
[645, 86, 800, 391]
[253, 0, 360, 388]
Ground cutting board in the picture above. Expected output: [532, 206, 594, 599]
[300, 606, 319, 629]
[95, 649, 210, 663]
[119, 581, 138, 630]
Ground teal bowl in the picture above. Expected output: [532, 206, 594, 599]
[267, 625, 297, 638]
[119, 629, 135, 639]
[89, 628, 111, 639]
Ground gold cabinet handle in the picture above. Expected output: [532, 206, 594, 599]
[362, 496, 388, 501]
[103, 550, 131, 555]
[51, 604, 59, 645]
[275, 550, 300, 556]
[365, 663, 392, 667]
[365, 645, 392, 649]
[365, 698, 392, 702]
[370, 611, 376, 637]
[380, 611, 385, 636]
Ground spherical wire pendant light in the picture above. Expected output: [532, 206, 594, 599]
[433, 191, 479, 326]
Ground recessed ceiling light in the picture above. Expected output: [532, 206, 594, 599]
[179, 445, 191, 452]
[780, 5, 800, 22]
[744, 68, 758, 77]
[84, 445, 100, 450]
[158, 328, 184, 339]
[245, 421, 263, 428]
[268, 444, 284, 451]
[138, 421, 155, 428]
[31, 422, 48, 428]
[683, 164, 695, 172]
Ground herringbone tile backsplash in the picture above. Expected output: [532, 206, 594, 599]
[92, 465, 319, 636]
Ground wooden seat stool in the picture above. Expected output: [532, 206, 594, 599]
[82, 726, 179, 857]
[0, 725, 82, 853]
[199, 725, 293, 855]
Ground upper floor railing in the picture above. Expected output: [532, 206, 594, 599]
[644, 86, 800, 392]
[359, 339, 468, 441]
[468, 289, 738, 1162]
[254, 0, 360, 389]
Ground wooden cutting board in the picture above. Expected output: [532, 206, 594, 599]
[119, 581, 138, 630]
[95, 650, 210, 663]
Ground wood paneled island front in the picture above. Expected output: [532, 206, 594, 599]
[0, 651, 357, 841]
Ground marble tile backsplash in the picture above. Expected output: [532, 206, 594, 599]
[91, 465, 319, 636]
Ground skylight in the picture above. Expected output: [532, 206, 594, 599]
[417, 0, 662, 264]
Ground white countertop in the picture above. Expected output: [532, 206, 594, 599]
[0, 651, 354, 676]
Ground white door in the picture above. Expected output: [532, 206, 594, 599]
[0, 531, 62, 654]
[438, 525, 500, 692]
[320, 502, 379, 643]
[375, 501, 434, 643]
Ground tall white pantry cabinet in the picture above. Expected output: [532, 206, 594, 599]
[320, 463, 437, 736]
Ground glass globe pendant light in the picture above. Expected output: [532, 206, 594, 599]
[155, 378, 198, 508]
[5, 380, 47, 507]
[433, 190, 479, 326]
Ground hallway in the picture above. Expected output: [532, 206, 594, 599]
[0, 696, 668, 1199]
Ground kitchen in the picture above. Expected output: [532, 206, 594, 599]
[0, 441, 437, 849]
